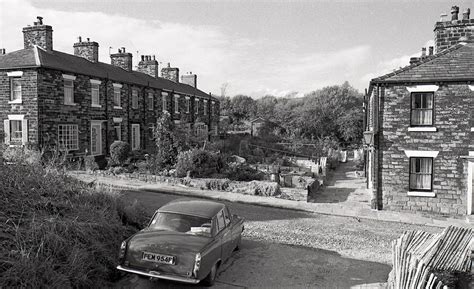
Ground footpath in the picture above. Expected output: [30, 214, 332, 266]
[70, 162, 472, 229]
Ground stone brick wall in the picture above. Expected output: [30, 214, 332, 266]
[73, 40, 99, 62]
[161, 66, 179, 82]
[0, 69, 39, 144]
[434, 19, 474, 53]
[378, 84, 473, 215]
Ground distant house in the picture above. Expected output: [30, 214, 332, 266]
[365, 6, 474, 217]
[0, 17, 220, 156]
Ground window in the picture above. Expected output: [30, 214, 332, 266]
[63, 74, 76, 105]
[131, 124, 140, 150]
[186, 97, 190, 113]
[203, 100, 208, 115]
[148, 123, 155, 139]
[90, 80, 101, 107]
[195, 123, 208, 137]
[132, 90, 138, 109]
[113, 83, 122, 108]
[148, 93, 154, 111]
[195, 99, 199, 115]
[223, 207, 231, 226]
[162, 92, 168, 112]
[411, 92, 433, 126]
[174, 94, 180, 113]
[216, 210, 226, 233]
[10, 78, 22, 103]
[409, 157, 433, 191]
[4, 116, 28, 145]
[114, 123, 121, 141]
[212, 101, 216, 116]
[90, 121, 102, 156]
[58, 124, 78, 151]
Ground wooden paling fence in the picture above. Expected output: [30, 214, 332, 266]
[389, 225, 473, 289]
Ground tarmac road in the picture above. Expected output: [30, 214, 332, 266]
[114, 189, 438, 289]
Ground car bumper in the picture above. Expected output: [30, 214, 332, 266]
[116, 265, 200, 284]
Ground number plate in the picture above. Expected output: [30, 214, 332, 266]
[142, 252, 176, 265]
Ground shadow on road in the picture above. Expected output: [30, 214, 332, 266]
[115, 238, 391, 289]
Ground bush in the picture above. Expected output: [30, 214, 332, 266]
[0, 163, 144, 288]
[110, 141, 130, 166]
[2, 146, 42, 165]
[226, 164, 264, 181]
[232, 181, 281, 196]
[84, 155, 107, 171]
[175, 149, 224, 178]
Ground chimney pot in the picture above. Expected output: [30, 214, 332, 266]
[37, 16, 43, 25]
[153, 55, 155, 60]
[0, 48, 5, 55]
[86, 37, 90, 42]
[428, 46, 434, 55]
[141, 55, 144, 61]
[421, 47, 426, 57]
[463, 8, 471, 20]
[78, 36, 82, 42]
[167, 62, 171, 68]
[121, 47, 125, 52]
[451, 6, 459, 21]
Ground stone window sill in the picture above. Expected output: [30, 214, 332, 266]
[64, 102, 77, 106]
[114, 106, 123, 110]
[408, 127, 437, 132]
[8, 100, 22, 104]
[91, 104, 101, 108]
[407, 191, 436, 197]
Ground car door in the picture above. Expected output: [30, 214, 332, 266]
[216, 209, 233, 261]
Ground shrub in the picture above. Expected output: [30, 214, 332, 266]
[2, 146, 42, 165]
[0, 163, 144, 288]
[110, 141, 130, 166]
[226, 164, 264, 181]
[175, 149, 224, 178]
[84, 156, 99, 171]
[231, 181, 281, 196]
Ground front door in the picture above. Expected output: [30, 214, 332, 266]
[90, 122, 102, 155]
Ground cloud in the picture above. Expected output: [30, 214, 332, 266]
[360, 40, 434, 85]
[1, 0, 372, 97]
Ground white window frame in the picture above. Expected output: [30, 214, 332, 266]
[148, 92, 154, 111]
[203, 100, 208, 115]
[185, 96, 190, 113]
[212, 101, 216, 116]
[63, 74, 76, 106]
[90, 120, 103, 156]
[113, 118, 122, 141]
[4, 115, 27, 146]
[131, 124, 140, 151]
[132, 90, 139, 109]
[162, 92, 168, 112]
[404, 150, 439, 197]
[113, 83, 122, 109]
[406, 85, 438, 132]
[90, 79, 101, 108]
[195, 98, 199, 115]
[8, 72, 23, 104]
[174, 94, 180, 114]
[58, 124, 79, 151]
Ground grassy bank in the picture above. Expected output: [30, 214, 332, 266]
[0, 162, 146, 288]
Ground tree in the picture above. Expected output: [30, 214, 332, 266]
[153, 111, 179, 168]
[229, 94, 256, 122]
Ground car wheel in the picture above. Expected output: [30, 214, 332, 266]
[202, 263, 218, 286]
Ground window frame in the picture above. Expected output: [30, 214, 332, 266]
[162, 92, 168, 112]
[174, 94, 180, 114]
[195, 99, 199, 115]
[132, 90, 139, 110]
[114, 122, 122, 141]
[408, 157, 434, 192]
[63, 74, 76, 106]
[90, 79, 101, 108]
[410, 92, 434, 127]
[113, 83, 122, 109]
[148, 92, 154, 111]
[131, 124, 140, 151]
[9, 77, 22, 104]
[58, 124, 79, 151]
[185, 96, 190, 113]
[203, 100, 208, 115]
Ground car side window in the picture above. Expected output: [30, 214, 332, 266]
[223, 207, 231, 226]
[216, 210, 226, 233]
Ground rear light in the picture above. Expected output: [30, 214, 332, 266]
[119, 241, 127, 260]
[193, 253, 201, 277]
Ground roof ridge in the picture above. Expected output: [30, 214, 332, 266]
[371, 43, 467, 83]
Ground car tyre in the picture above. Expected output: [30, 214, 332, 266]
[202, 263, 218, 286]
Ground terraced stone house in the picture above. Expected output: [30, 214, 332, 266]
[0, 17, 220, 157]
[365, 6, 474, 217]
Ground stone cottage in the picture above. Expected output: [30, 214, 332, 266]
[365, 6, 474, 217]
[0, 17, 220, 157]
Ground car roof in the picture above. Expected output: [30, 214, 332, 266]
[157, 198, 225, 219]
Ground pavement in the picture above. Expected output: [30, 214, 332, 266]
[69, 161, 473, 229]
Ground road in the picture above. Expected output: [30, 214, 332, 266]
[115, 189, 440, 289]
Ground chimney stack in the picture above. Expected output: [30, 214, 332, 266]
[428, 46, 434, 56]
[161, 63, 180, 82]
[22, 16, 53, 51]
[181, 72, 197, 88]
[434, 6, 474, 53]
[110, 47, 133, 71]
[137, 54, 159, 78]
[73, 36, 99, 62]
[451, 6, 459, 21]
[421, 47, 426, 58]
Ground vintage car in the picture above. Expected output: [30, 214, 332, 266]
[116, 199, 244, 286]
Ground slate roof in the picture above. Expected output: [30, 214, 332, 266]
[0, 46, 216, 99]
[370, 42, 474, 84]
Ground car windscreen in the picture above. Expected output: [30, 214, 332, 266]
[149, 212, 212, 236]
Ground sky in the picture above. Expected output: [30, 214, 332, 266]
[0, 0, 471, 98]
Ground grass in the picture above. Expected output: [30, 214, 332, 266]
[0, 160, 147, 288]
